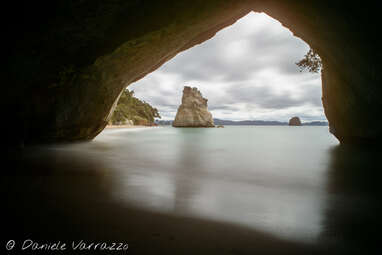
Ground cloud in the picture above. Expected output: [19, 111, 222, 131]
[129, 12, 325, 122]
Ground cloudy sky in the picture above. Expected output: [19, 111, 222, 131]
[129, 12, 325, 122]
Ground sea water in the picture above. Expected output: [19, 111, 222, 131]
[6, 126, 381, 250]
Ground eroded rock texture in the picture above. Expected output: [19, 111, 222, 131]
[173, 87, 214, 127]
[4, 0, 382, 145]
[289, 117, 302, 126]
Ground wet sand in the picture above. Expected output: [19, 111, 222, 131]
[2, 165, 323, 255]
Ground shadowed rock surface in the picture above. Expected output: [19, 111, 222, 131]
[289, 117, 302, 126]
[173, 86, 214, 127]
[4, 0, 382, 145]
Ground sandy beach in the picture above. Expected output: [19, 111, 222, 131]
[105, 125, 150, 129]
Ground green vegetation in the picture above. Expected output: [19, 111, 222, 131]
[296, 48, 322, 73]
[110, 89, 160, 125]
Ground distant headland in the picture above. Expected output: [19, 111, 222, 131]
[157, 119, 328, 126]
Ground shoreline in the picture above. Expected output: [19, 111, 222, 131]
[105, 125, 150, 129]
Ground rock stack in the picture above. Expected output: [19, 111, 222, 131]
[289, 116, 302, 126]
[173, 86, 215, 127]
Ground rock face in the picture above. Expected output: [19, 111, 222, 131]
[173, 87, 214, 127]
[289, 117, 302, 126]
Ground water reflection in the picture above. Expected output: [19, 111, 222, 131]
[173, 129, 206, 213]
[2, 128, 381, 254]
[107, 127, 330, 242]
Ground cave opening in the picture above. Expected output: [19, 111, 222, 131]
[110, 12, 327, 130]
[4, 2, 382, 254]
[3, 1, 380, 147]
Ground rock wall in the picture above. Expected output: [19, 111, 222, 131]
[173, 87, 214, 127]
[4, 0, 382, 145]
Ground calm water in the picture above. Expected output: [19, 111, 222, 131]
[97, 126, 336, 242]
[3, 126, 381, 254]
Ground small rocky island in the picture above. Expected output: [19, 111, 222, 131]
[289, 116, 302, 126]
[173, 86, 215, 127]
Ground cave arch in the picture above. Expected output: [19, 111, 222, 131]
[6, 0, 382, 145]
[129, 12, 324, 124]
